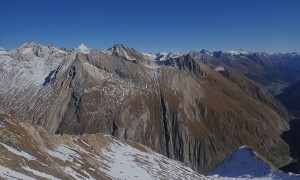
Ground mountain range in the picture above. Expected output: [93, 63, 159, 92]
[0, 42, 300, 179]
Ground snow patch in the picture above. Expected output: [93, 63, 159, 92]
[0, 142, 37, 161]
[47, 144, 82, 162]
[23, 166, 61, 180]
[226, 49, 249, 56]
[215, 66, 225, 72]
[99, 139, 204, 180]
[142, 52, 184, 61]
[0, 121, 5, 128]
[63, 166, 89, 179]
[0, 165, 35, 180]
[142, 53, 157, 60]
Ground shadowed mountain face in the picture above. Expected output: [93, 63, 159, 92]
[0, 43, 293, 173]
[193, 51, 300, 95]
[281, 119, 300, 174]
[276, 80, 300, 118]
[208, 146, 300, 179]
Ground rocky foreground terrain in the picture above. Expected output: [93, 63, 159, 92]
[1, 114, 299, 179]
[0, 114, 207, 179]
[0, 42, 299, 178]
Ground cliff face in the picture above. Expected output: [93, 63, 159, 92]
[0, 43, 291, 173]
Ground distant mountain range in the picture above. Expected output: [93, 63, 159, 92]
[0, 42, 300, 179]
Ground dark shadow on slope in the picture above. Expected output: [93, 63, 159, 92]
[43, 70, 56, 86]
[281, 119, 300, 174]
[276, 80, 300, 118]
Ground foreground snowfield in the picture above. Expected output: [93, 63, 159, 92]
[0, 114, 299, 180]
[0, 114, 207, 179]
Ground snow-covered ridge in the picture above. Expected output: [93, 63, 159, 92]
[225, 49, 250, 56]
[0, 42, 69, 87]
[199, 49, 213, 56]
[208, 145, 300, 179]
[142, 52, 184, 61]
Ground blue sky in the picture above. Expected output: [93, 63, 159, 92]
[0, 0, 299, 52]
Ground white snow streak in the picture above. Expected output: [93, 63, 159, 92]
[0, 165, 35, 180]
[0, 142, 36, 161]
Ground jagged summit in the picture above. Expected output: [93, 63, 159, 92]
[104, 44, 142, 60]
[199, 49, 211, 54]
[20, 41, 41, 48]
[10, 42, 68, 60]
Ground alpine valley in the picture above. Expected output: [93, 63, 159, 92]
[0, 42, 300, 179]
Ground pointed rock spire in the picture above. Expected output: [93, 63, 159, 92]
[104, 44, 141, 61]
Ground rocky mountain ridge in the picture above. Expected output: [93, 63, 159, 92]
[0, 42, 293, 173]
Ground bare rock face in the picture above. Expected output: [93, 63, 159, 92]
[0, 43, 292, 173]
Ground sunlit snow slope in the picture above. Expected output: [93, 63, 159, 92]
[0, 114, 207, 180]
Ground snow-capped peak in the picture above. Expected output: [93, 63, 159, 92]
[0, 47, 9, 55]
[142, 52, 184, 61]
[226, 49, 249, 56]
[156, 52, 184, 60]
[20, 42, 40, 48]
[76, 43, 90, 54]
[142, 53, 157, 60]
[78, 43, 88, 50]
